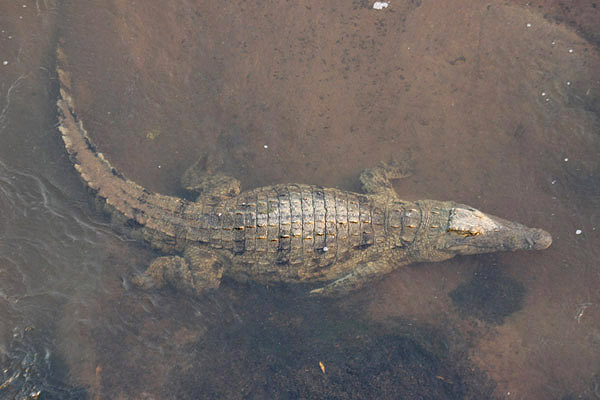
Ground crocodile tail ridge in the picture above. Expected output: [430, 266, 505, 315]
[56, 47, 197, 239]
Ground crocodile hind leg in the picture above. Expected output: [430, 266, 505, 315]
[132, 246, 225, 294]
[359, 156, 412, 195]
[181, 154, 240, 203]
[309, 258, 403, 297]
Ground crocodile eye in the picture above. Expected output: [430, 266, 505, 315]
[447, 228, 480, 237]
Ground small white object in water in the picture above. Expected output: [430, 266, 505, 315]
[323, 246, 329, 252]
[564, 158, 568, 162]
[569, 48, 574, 53]
[576, 229, 582, 235]
[263, 144, 268, 149]
[552, 41, 556, 45]
[157, 165, 161, 169]
[541, 92, 546, 96]
[373, 2, 389, 10]
[2, 61, 7, 66]
[526, 23, 532, 28]
[567, 81, 571, 86]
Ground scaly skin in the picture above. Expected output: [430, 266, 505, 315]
[56, 49, 552, 296]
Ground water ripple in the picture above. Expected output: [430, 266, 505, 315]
[0, 156, 127, 395]
[0, 156, 126, 308]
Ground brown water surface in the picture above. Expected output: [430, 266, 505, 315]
[1, 0, 599, 398]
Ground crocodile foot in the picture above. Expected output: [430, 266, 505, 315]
[132, 246, 225, 294]
[359, 156, 413, 195]
[181, 153, 240, 203]
[309, 259, 396, 297]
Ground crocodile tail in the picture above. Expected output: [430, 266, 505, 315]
[56, 48, 201, 241]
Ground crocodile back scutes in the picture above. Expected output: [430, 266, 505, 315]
[194, 184, 380, 279]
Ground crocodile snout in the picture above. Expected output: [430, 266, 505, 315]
[529, 228, 552, 250]
[441, 206, 553, 255]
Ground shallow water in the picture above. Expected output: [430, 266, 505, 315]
[1, 0, 600, 398]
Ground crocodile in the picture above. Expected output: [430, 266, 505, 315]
[55, 51, 552, 297]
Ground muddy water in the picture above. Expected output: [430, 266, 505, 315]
[1, 0, 599, 398]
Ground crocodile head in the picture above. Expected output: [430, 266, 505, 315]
[437, 205, 552, 256]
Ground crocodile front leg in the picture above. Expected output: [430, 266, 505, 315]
[359, 157, 412, 196]
[309, 258, 404, 297]
[132, 246, 225, 294]
[181, 154, 241, 203]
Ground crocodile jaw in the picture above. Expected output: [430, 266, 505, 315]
[440, 207, 552, 255]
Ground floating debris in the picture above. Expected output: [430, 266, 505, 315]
[373, 2, 389, 10]
[575, 229, 582, 235]
[575, 302, 592, 323]
[145, 129, 161, 140]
